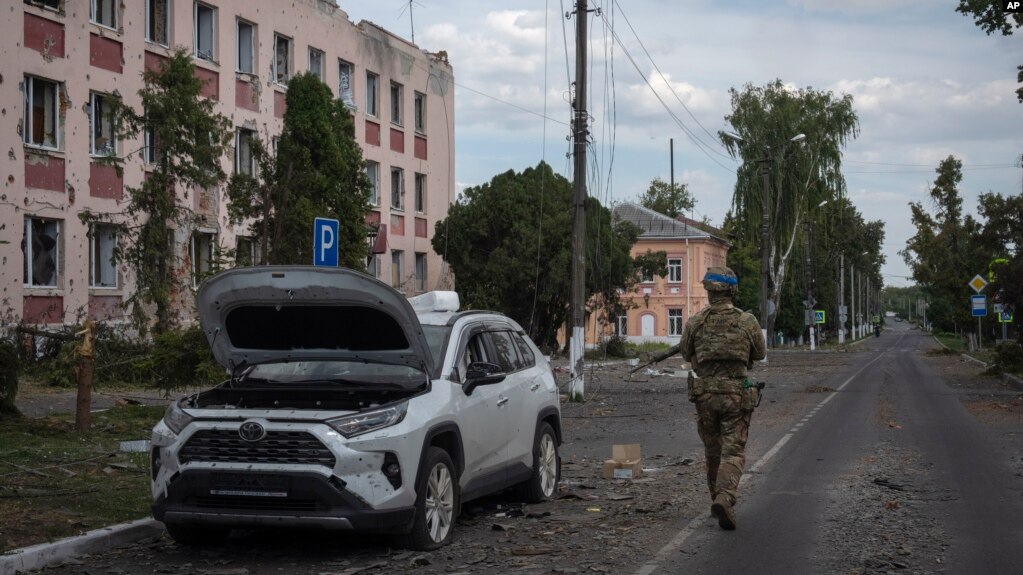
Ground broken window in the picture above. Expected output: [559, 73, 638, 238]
[89, 224, 118, 288]
[236, 19, 254, 74]
[668, 258, 683, 282]
[308, 47, 324, 80]
[274, 34, 292, 84]
[390, 81, 403, 126]
[338, 60, 354, 108]
[23, 217, 61, 288]
[366, 161, 379, 205]
[235, 236, 256, 267]
[23, 76, 60, 150]
[146, 0, 169, 45]
[390, 167, 404, 210]
[91, 0, 117, 29]
[391, 250, 404, 289]
[235, 128, 256, 175]
[414, 173, 426, 213]
[414, 252, 427, 292]
[191, 231, 217, 287]
[668, 309, 684, 336]
[414, 91, 426, 133]
[194, 2, 216, 61]
[89, 92, 117, 156]
[366, 72, 379, 117]
[25, 0, 62, 11]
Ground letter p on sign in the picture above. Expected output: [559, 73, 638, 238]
[313, 217, 340, 267]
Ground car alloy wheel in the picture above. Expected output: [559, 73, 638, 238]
[538, 431, 558, 498]
[424, 460, 454, 543]
[515, 421, 560, 503]
[400, 446, 459, 550]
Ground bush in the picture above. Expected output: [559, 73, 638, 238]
[988, 342, 1023, 375]
[135, 325, 224, 390]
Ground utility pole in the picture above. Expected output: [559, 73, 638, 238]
[804, 219, 815, 350]
[760, 159, 771, 347]
[838, 253, 845, 344]
[670, 138, 675, 190]
[568, 0, 588, 401]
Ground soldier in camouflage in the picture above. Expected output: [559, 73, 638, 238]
[654, 266, 766, 530]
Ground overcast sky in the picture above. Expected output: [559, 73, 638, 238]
[346, 0, 1023, 288]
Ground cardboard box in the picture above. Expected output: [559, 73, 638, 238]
[602, 444, 642, 480]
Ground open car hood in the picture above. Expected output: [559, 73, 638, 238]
[196, 266, 433, 374]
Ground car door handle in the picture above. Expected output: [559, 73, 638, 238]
[530, 383, 541, 391]
[497, 396, 509, 406]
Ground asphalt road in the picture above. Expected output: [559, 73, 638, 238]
[654, 322, 1023, 575]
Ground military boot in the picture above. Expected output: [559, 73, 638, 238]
[710, 494, 736, 530]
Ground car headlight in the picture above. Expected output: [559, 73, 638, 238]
[327, 402, 408, 438]
[163, 400, 195, 435]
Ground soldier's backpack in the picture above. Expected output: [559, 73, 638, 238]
[691, 306, 751, 364]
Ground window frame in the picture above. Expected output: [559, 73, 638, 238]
[23, 75, 61, 151]
[366, 253, 378, 278]
[90, 0, 118, 30]
[88, 223, 119, 289]
[23, 217, 62, 288]
[89, 92, 117, 157]
[273, 33, 293, 85]
[25, 0, 62, 12]
[235, 127, 256, 176]
[391, 250, 404, 289]
[414, 91, 426, 134]
[145, 0, 169, 46]
[338, 60, 354, 107]
[190, 231, 217, 288]
[308, 46, 324, 80]
[414, 172, 426, 213]
[668, 309, 684, 336]
[366, 71, 379, 117]
[193, 2, 217, 62]
[390, 166, 404, 211]
[390, 81, 403, 126]
[615, 315, 628, 336]
[236, 18, 255, 74]
[414, 252, 427, 292]
[235, 236, 256, 267]
[667, 258, 683, 283]
[366, 161, 379, 205]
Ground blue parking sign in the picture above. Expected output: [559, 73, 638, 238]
[313, 217, 339, 267]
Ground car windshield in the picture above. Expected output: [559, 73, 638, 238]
[421, 324, 452, 367]
[244, 360, 427, 388]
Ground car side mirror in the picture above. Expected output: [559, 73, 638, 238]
[462, 361, 506, 396]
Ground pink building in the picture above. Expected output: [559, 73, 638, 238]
[6, 0, 455, 326]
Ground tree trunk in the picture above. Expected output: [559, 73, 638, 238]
[74, 321, 96, 431]
[0, 339, 21, 418]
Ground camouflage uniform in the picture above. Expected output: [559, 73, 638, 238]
[660, 266, 766, 529]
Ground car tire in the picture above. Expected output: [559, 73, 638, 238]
[164, 523, 230, 546]
[515, 421, 560, 503]
[399, 446, 459, 550]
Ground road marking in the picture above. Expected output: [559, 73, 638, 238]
[634, 349, 891, 575]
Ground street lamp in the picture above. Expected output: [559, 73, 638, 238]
[805, 199, 828, 350]
[722, 131, 805, 347]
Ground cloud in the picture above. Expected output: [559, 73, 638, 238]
[786, 0, 931, 14]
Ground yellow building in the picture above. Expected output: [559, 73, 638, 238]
[587, 203, 730, 346]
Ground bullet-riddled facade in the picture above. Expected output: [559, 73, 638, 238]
[5, 0, 454, 325]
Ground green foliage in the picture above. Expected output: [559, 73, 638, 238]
[432, 162, 642, 350]
[976, 191, 1023, 342]
[80, 49, 232, 335]
[227, 73, 371, 268]
[988, 342, 1023, 375]
[720, 79, 861, 337]
[0, 335, 20, 417]
[902, 157, 987, 334]
[597, 335, 629, 359]
[21, 324, 221, 392]
[638, 178, 695, 218]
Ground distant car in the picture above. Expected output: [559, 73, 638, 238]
[150, 267, 562, 550]
[895, 317, 903, 322]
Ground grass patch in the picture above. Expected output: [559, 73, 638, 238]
[0, 404, 164, 552]
[934, 333, 965, 353]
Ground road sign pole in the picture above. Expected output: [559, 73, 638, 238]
[978, 317, 982, 351]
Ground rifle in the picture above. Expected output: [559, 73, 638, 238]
[628, 351, 669, 374]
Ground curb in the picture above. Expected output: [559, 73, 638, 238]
[0, 518, 163, 575]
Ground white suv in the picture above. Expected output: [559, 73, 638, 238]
[150, 266, 561, 549]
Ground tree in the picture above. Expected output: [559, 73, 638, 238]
[976, 191, 1023, 341]
[638, 178, 694, 218]
[720, 79, 860, 340]
[901, 156, 986, 333]
[82, 49, 231, 335]
[432, 163, 644, 350]
[227, 73, 371, 267]
[956, 1, 1023, 102]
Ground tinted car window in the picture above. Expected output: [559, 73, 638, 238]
[489, 331, 520, 372]
[513, 333, 536, 367]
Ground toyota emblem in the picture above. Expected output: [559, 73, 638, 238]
[238, 421, 266, 442]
